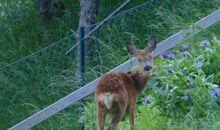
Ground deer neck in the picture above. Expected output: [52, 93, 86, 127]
[131, 68, 150, 93]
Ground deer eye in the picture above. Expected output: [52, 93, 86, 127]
[138, 59, 142, 62]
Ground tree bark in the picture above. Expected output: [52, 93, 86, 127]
[33, 0, 65, 25]
[78, 0, 98, 58]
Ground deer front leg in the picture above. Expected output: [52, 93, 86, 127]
[128, 99, 136, 130]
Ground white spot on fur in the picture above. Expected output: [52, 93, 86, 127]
[99, 92, 113, 109]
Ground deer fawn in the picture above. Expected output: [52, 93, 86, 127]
[95, 36, 157, 130]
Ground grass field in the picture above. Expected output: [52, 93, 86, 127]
[0, 0, 220, 129]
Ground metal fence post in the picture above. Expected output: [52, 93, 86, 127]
[79, 25, 85, 130]
[79, 26, 85, 84]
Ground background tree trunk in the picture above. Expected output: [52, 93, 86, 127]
[78, 0, 98, 58]
[76, 0, 99, 82]
[33, 0, 65, 25]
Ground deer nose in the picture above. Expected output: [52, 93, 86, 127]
[144, 65, 152, 71]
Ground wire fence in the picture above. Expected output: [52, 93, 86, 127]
[0, 34, 80, 129]
[1, 0, 220, 129]
[0, 35, 74, 71]
[65, 0, 154, 55]
[84, 0, 154, 29]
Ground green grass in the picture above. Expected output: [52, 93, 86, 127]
[0, 0, 80, 68]
[0, 0, 220, 129]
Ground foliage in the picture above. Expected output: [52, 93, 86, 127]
[79, 102, 97, 130]
[118, 105, 220, 130]
[203, 36, 220, 85]
[150, 38, 220, 119]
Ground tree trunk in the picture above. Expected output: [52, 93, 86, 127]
[76, 0, 98, 82]
[78, 0, 98, 58]
[33, 0, 65, 25]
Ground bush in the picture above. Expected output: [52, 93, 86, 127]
[147, 37, 220, 120]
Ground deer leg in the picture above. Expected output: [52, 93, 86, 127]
[129, 100, 136, 130]
[96, 103, 107, 130]
[108, 104, 126, 130]
[128, 107, 135, 130]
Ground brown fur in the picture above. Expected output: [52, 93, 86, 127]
[95, 36, 156, 130]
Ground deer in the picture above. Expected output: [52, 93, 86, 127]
[95, 36, 157, 130]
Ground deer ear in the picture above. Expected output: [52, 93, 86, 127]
[126, 42, 136, 55]
[147, 36, 157, 51]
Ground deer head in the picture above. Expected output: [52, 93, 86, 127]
[126, 36, 157, 73]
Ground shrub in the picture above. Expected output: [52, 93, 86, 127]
[146, 37, 220, 120]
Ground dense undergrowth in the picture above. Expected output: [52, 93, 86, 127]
[0, 0, 220, 129]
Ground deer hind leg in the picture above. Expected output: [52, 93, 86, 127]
[96, 102, 107, 130]
[128, 100, 136, 130]
[107, 102, 127, 130]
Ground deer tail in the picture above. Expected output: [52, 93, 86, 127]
[103, 92, 113, 109]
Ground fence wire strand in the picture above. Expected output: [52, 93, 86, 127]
[0, 35, 73, 71]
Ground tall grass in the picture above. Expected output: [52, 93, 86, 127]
[0, 0, 78, 67]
